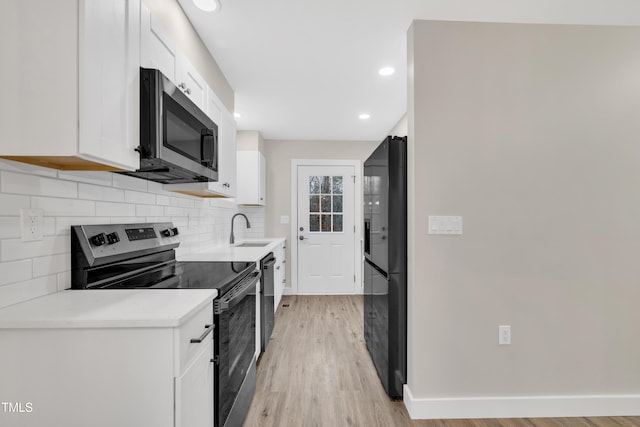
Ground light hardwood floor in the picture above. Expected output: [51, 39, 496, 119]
[243, 295, 639, 427]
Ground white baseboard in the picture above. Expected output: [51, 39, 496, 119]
[404, 385, 640, 419]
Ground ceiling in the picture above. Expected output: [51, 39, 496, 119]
[177, 0, 640, 141]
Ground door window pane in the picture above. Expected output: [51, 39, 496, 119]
[333, 195, 342, 213]
[309, 195, 320, 212]
[321, 195, 332, 212]
[333, 215, 343, 232]
[332, 176, 343, 194]
[321, 215, 331, 232]
[309, 176, 320, 194]
[321, 176, 331, 194]
[310, 215, 320, 232]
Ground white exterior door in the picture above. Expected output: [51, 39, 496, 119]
[296, 164, 358, 294]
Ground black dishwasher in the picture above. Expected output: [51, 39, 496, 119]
[260, 252, 276, 352]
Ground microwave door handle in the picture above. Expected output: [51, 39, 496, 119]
[200, 129, 214, 167]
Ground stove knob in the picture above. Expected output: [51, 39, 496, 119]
[106, 232, 120, 244]
[161, 227, 179, 237]
[90, 233, 107, 247]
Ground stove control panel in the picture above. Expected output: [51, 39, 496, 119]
[72, 222, 180, 265]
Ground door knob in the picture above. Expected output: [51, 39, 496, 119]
[299, 236, 305, 241]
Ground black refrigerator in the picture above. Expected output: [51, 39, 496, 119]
[363, 135, 407, 399]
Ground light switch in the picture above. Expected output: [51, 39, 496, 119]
[428, 215, 463, 235]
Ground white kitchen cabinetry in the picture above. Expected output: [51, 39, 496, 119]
[0, 0, 140, 171]
[175, 335, 214, 427]
[140, 3, 178, 81]
[140, 4, 206, 111]
[165, 88, 237, 198]
[237, 151, 266, 205]
[0, 294, 215, 427]
[176, 54, 208, 110]
[274, 241, 286, 312]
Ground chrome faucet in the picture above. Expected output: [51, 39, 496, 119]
[230, 213, 251, 245]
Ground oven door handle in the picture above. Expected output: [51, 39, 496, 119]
[214, 271, 260, 315]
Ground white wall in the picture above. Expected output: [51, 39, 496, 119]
[406, 20, 640, 418]
[0, 160, 263, 309]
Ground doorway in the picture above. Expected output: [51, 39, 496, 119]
[290, 160, 362, 294]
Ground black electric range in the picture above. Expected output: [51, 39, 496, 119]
[70, 222, 259, 427]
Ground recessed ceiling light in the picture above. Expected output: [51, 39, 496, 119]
[359, 113, 370, 120]
[233, 112, 241, 118]
[378, 67, 395, 76]
[193, 0, 221, 12]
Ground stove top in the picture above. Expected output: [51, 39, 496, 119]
[71, 222, 256, 294]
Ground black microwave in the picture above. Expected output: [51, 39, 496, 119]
[121, 67, 218, 184]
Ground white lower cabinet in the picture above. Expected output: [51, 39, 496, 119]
[274, 241, 287, 312]
[175, 335, 214, 427]
[0, 301, 215, 427]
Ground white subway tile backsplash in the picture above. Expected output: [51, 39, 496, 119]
[147, 181, 165, 194]
[0, 259, 32, 286]
[95, 201, 136, 217]
[0, 194, 30, 215]
[0, 275, 58, 309]
[57, 171, 113, 186]
[1, 236, 69, 262]
[112, 174, 148, 191]
[125, 190, 156, 205]
[0, 217, 21, 239]
[178, 198, 195, 208]
[56, 217, 112, 235]
[136, 204, 164, 217]
[0, 164, 265, 308]
[32, 197, 95, 216]
[43, 217, 56, 236]
[1, 171, 78, 198]
[57, 271, 71, 291]
[164, 206, 186, 216]
[79, 183, 125, 202]
[113, 217, 146, 224]
[156, 195, 177, 206]
[0, 159, 58, 178]
[33, 253, 71, 278]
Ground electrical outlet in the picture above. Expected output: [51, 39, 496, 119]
[20, 208, 44, 242]
[280, 215, 289, 224]
[498, 325, 511, 345]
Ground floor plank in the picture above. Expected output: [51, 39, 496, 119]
[243, 295, 639, 427]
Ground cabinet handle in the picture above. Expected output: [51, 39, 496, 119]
[223, 182, 230, 188]
[190, 324, 213, 343]
[186, 88, 192, 95]
[178, 82, 187, 89]
[282, 279, 286, 283]
[276, 265, 280, 270]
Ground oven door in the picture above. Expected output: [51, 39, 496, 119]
[214, 271, 259, 427]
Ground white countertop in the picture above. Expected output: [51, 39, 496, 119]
[0, 289, 217, 329]
[179, 237, 286, 263]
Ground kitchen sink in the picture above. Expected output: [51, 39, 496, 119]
[235, 242, 270, 248]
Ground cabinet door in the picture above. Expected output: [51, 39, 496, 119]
[78, 0, 140, 171]
[177, 54, 207, 111]
[237, 151, 266, 205]
[203, 89, 236, 197]
[140, 3, 178, 82]
[175, 336, 214, 427]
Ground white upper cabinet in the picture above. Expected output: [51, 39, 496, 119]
[176, 54, 208, 111]
[140, 4, 178, 81]
[236, 151, 266, 206]
[0, 0, 141, 171]
[140, 4, 207, 112]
